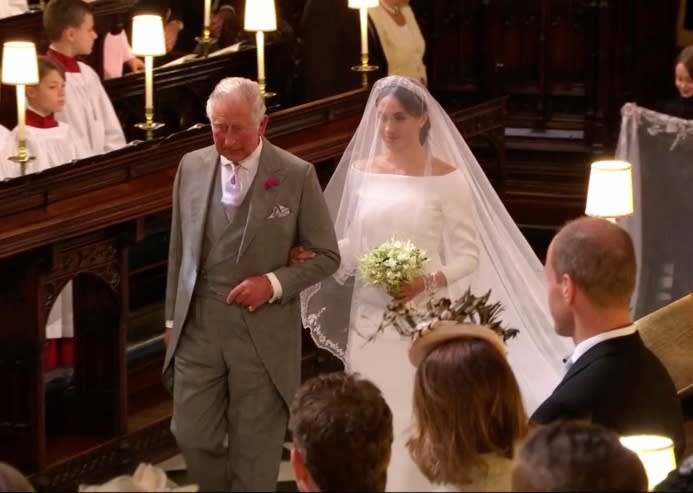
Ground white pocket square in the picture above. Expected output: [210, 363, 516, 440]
[268, 204, 291, 219]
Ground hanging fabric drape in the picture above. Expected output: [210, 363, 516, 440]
[616, 104, 693, 318]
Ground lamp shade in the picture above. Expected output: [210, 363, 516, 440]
[348, 0, 378, 7]
[244, 0, 277, 32]
[585, 160, 634, 219]
[1, 41, 39, 85]
[131, 15, 166, 56]
[620, 435, 676, 490]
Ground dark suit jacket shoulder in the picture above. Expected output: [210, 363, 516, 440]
[531, 332, 686, 459]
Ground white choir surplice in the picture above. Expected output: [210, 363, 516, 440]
[0, 125, 15, 179]
[50, 47, 126, 155]
[0, 0, 28, 18]
[7, 111, 90, 179]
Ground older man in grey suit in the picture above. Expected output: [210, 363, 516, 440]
[162, 77, 340, 491]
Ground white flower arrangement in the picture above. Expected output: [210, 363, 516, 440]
[358, 239, 428, 296]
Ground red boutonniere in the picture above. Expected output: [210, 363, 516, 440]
[264, 178, 280, 190]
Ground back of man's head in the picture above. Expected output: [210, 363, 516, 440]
[550, 216, 636, 308]
[43, 0, 93, 42]
[289, 372, 393, 492]
[0, 462, 34, 492]
[512, 421, 647, 491]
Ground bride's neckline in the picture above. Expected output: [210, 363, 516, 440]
[352, 167, 459, 178]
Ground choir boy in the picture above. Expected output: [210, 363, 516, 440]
[43, 0, 126, 155]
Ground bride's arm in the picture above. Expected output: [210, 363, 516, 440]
[333, 238, 356, 283]
[395, 171, 479, 302]
[435, 170, 480, 285]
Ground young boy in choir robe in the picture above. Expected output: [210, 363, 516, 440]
[0, 124, 16, 180]
[10, 56, 89, 178]
[43, 0, 126, 155]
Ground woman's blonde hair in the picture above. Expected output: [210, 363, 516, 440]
[407, 335, 527, 487]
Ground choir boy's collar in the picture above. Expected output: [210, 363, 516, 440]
[47, 47, 81, 73]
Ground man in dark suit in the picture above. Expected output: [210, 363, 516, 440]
[163, 76, 340, 490]
[531, 216, 686, 459]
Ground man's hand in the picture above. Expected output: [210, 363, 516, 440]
[289, 246, 316, 265]
[164, 326, 172, 349]
[226, 276, 274, 311]
[127, 56, 145, 73]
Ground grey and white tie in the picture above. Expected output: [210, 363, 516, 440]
[221, 161, 244, 208]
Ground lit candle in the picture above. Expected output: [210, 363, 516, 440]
[144, 55, 153, 109]
[203, 0, 211, 29]
[16, 84, 26, 144]
[256, 31, 265, 82]
[359, 7, 368, 57]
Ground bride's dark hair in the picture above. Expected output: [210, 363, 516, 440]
[375, 83, 431, 145]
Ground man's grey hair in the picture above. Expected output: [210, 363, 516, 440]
[206, 77, 266, 125]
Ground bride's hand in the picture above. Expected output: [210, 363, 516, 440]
[393, 277, 425, 303]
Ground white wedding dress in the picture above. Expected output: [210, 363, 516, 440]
[340, 169, 568, 491]
[302, 75, 574, 493]
[344, 169, 478, 492]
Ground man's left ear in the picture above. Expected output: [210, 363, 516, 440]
[290, 447, 307, 482]
[561, 273, 575, 303]
[258, 114, 269, 136]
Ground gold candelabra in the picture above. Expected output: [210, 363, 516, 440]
[132, 15, 166, 140]
[195, 25, 217, 58]
[3, 42, 39, 176]
[349, 0, 379, 78]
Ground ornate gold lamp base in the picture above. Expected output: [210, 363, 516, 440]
[258, 78, 277, 100]
[195, 28, 218, 58]
[350, 64, 379, 73]
[135, 121, 165, 141]
[135, 105, 164, 140]
[8, 153, 36, 177]
[351, 54, 379, 87]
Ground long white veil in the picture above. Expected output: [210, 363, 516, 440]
[616, 103, 693, 318]
[300, 76, 573, 412]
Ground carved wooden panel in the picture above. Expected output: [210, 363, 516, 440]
[33, 438, 122, 491]
[417, 0, 680, 150]
[44, 234, 121, 312]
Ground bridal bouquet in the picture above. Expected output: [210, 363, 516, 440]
[358, 239, 428, 296]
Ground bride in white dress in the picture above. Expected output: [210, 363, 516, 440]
[301, 76, 574, 491]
